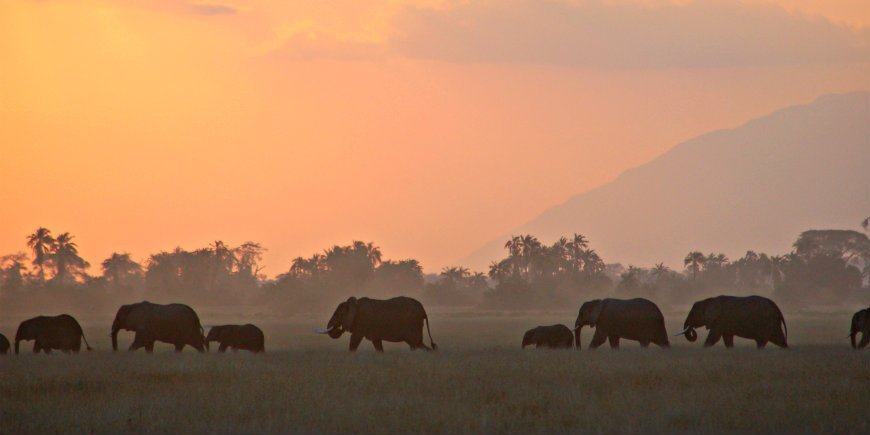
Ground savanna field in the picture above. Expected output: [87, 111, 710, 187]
[1, 311, 867, 434]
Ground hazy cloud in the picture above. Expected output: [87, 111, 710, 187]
[389, 0, 870, 68]
[189, 2, 238, 16]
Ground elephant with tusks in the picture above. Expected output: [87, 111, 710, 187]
[675, 295, 787, 349]
[849, 307, 869, 349]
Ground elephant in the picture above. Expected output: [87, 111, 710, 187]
[15, 314, 92, 354]
[111, 301, 207, 353]
[675, 295, 787, 349]
[522, 325, 573, 349]
[313, 296, 437, 352]
[849, 307, 869, 349]
[0, 333, 9, 355]
[206, 324, 265, 353]
[574, 298, 670, 349]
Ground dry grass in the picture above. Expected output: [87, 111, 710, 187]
[1, 313, 868, 434]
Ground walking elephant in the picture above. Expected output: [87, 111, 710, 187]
[849, 307, 869, 349]
[574, 298, 669, 349]
[206, 324, 265, 353]
[15, 314, 92, 354]
[313, 296, 437, 352]
[522, 325, 573, 349]
[675, 295, 787, 349]
[111, 301, 206, 353]
[0, 333, 10, 355]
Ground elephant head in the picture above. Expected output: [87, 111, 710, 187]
[313, 297, 358, 339]
[521, 329, 536, 348]
[851, 309, 868, 349]
[574, 299, 605, 348]
[14, 317, 38, 354]
[206, 326, 229, 345]
[676, 298, 721, 342]
[111, 303, 149, 351]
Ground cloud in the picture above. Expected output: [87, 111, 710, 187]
[273, 31, 387, 61]
[276, 0, 870, 68]
[189, 2, 238, 16]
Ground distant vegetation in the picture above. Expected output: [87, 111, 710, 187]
[1, 222, 868, 317]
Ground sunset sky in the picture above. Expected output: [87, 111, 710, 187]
[2, 0, 869, 276]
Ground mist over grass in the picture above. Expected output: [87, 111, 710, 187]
[0, 316, 867, 434]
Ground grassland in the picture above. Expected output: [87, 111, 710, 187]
[1, 312, 868, 434]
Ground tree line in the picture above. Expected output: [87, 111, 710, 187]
[1, 222, 868, 315]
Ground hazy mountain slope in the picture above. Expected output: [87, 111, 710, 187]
[461, 91, 870, 270]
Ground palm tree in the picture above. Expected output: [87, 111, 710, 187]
[684, 251, 706, 280]
[101, 252, 143, 286]
[26, 227, 55, 283]
[50, 232, 89, 284]
[652, 262, 670, 282]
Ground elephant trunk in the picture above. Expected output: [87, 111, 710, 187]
[14, 339, 20, 355]
[111, 329, 119, 351]
[850, 331, 857, 349]
[574, 327, 582, 349]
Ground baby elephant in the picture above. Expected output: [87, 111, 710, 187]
[522, 324, 574, 349]
[206, 324, 265, 353]
[0, 333, 9, 355]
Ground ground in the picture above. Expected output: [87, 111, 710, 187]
[0, 312, 867, 433]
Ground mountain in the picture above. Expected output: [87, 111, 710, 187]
[461, 91, 870, 270]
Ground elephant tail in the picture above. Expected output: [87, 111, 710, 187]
[424, 314, 437, 351]
[81, 331, 93, 351]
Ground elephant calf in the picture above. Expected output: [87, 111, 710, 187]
[206, 324, 265, 353]
[0, 333, 9, 355]
[522, 325, 573, 349]
[676, 295, 787, 349]
[15, 314, 92, 354]
[850, 307, 869, 349]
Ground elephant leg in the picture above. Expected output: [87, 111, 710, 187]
[145, 342, 154, 353]
[723, 335, 734, 348]
[372, 339, 384, 352]
[755, 339, 768, 349]
[33, 342, 41, 354]
[348, 333, 363, 352]
[218, 343, 228, 352]
[704, 330, 722, 348]
[608, 336, 620, 349]
[639, 339, 650, 348]
[174, 343, 185, 352]
[590, 330, 607, 349]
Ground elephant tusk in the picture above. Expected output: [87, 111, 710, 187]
[311, 326, 334, 334]
[674, 326, 692, 336]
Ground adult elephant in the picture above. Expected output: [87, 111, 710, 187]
[0, 332, 10, 355]
[849, 307, 869, 349]
[15, 314, 92, 354]
[206, 324, 265, 353]
[522, 325, 573, 349]
[313, 296, 437, 352]
[574, 298, 669, 349]
[675, 295, 787, 349]
[111, 301, 206, 353]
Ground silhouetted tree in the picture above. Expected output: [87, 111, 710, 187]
[1, 252, 28, 291]
[49, 232, 89, 285]
[684, 251, 705, 280]
[101, 252, 143, 290]
[26, 227, 54, 283]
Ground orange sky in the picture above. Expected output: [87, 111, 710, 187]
[2, 0, 869, 276]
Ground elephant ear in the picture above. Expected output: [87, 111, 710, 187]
[703, 299, 722, 326]
[589, 300, 606, 325]
[343, 297, 358, 331]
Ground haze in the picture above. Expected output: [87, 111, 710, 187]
[2, 0, 869, 275]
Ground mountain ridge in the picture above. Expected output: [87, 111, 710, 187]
[460, 91, 870, 270]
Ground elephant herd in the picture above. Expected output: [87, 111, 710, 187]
[0, 301, 264, 355]
[0, 296, 867, 355]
